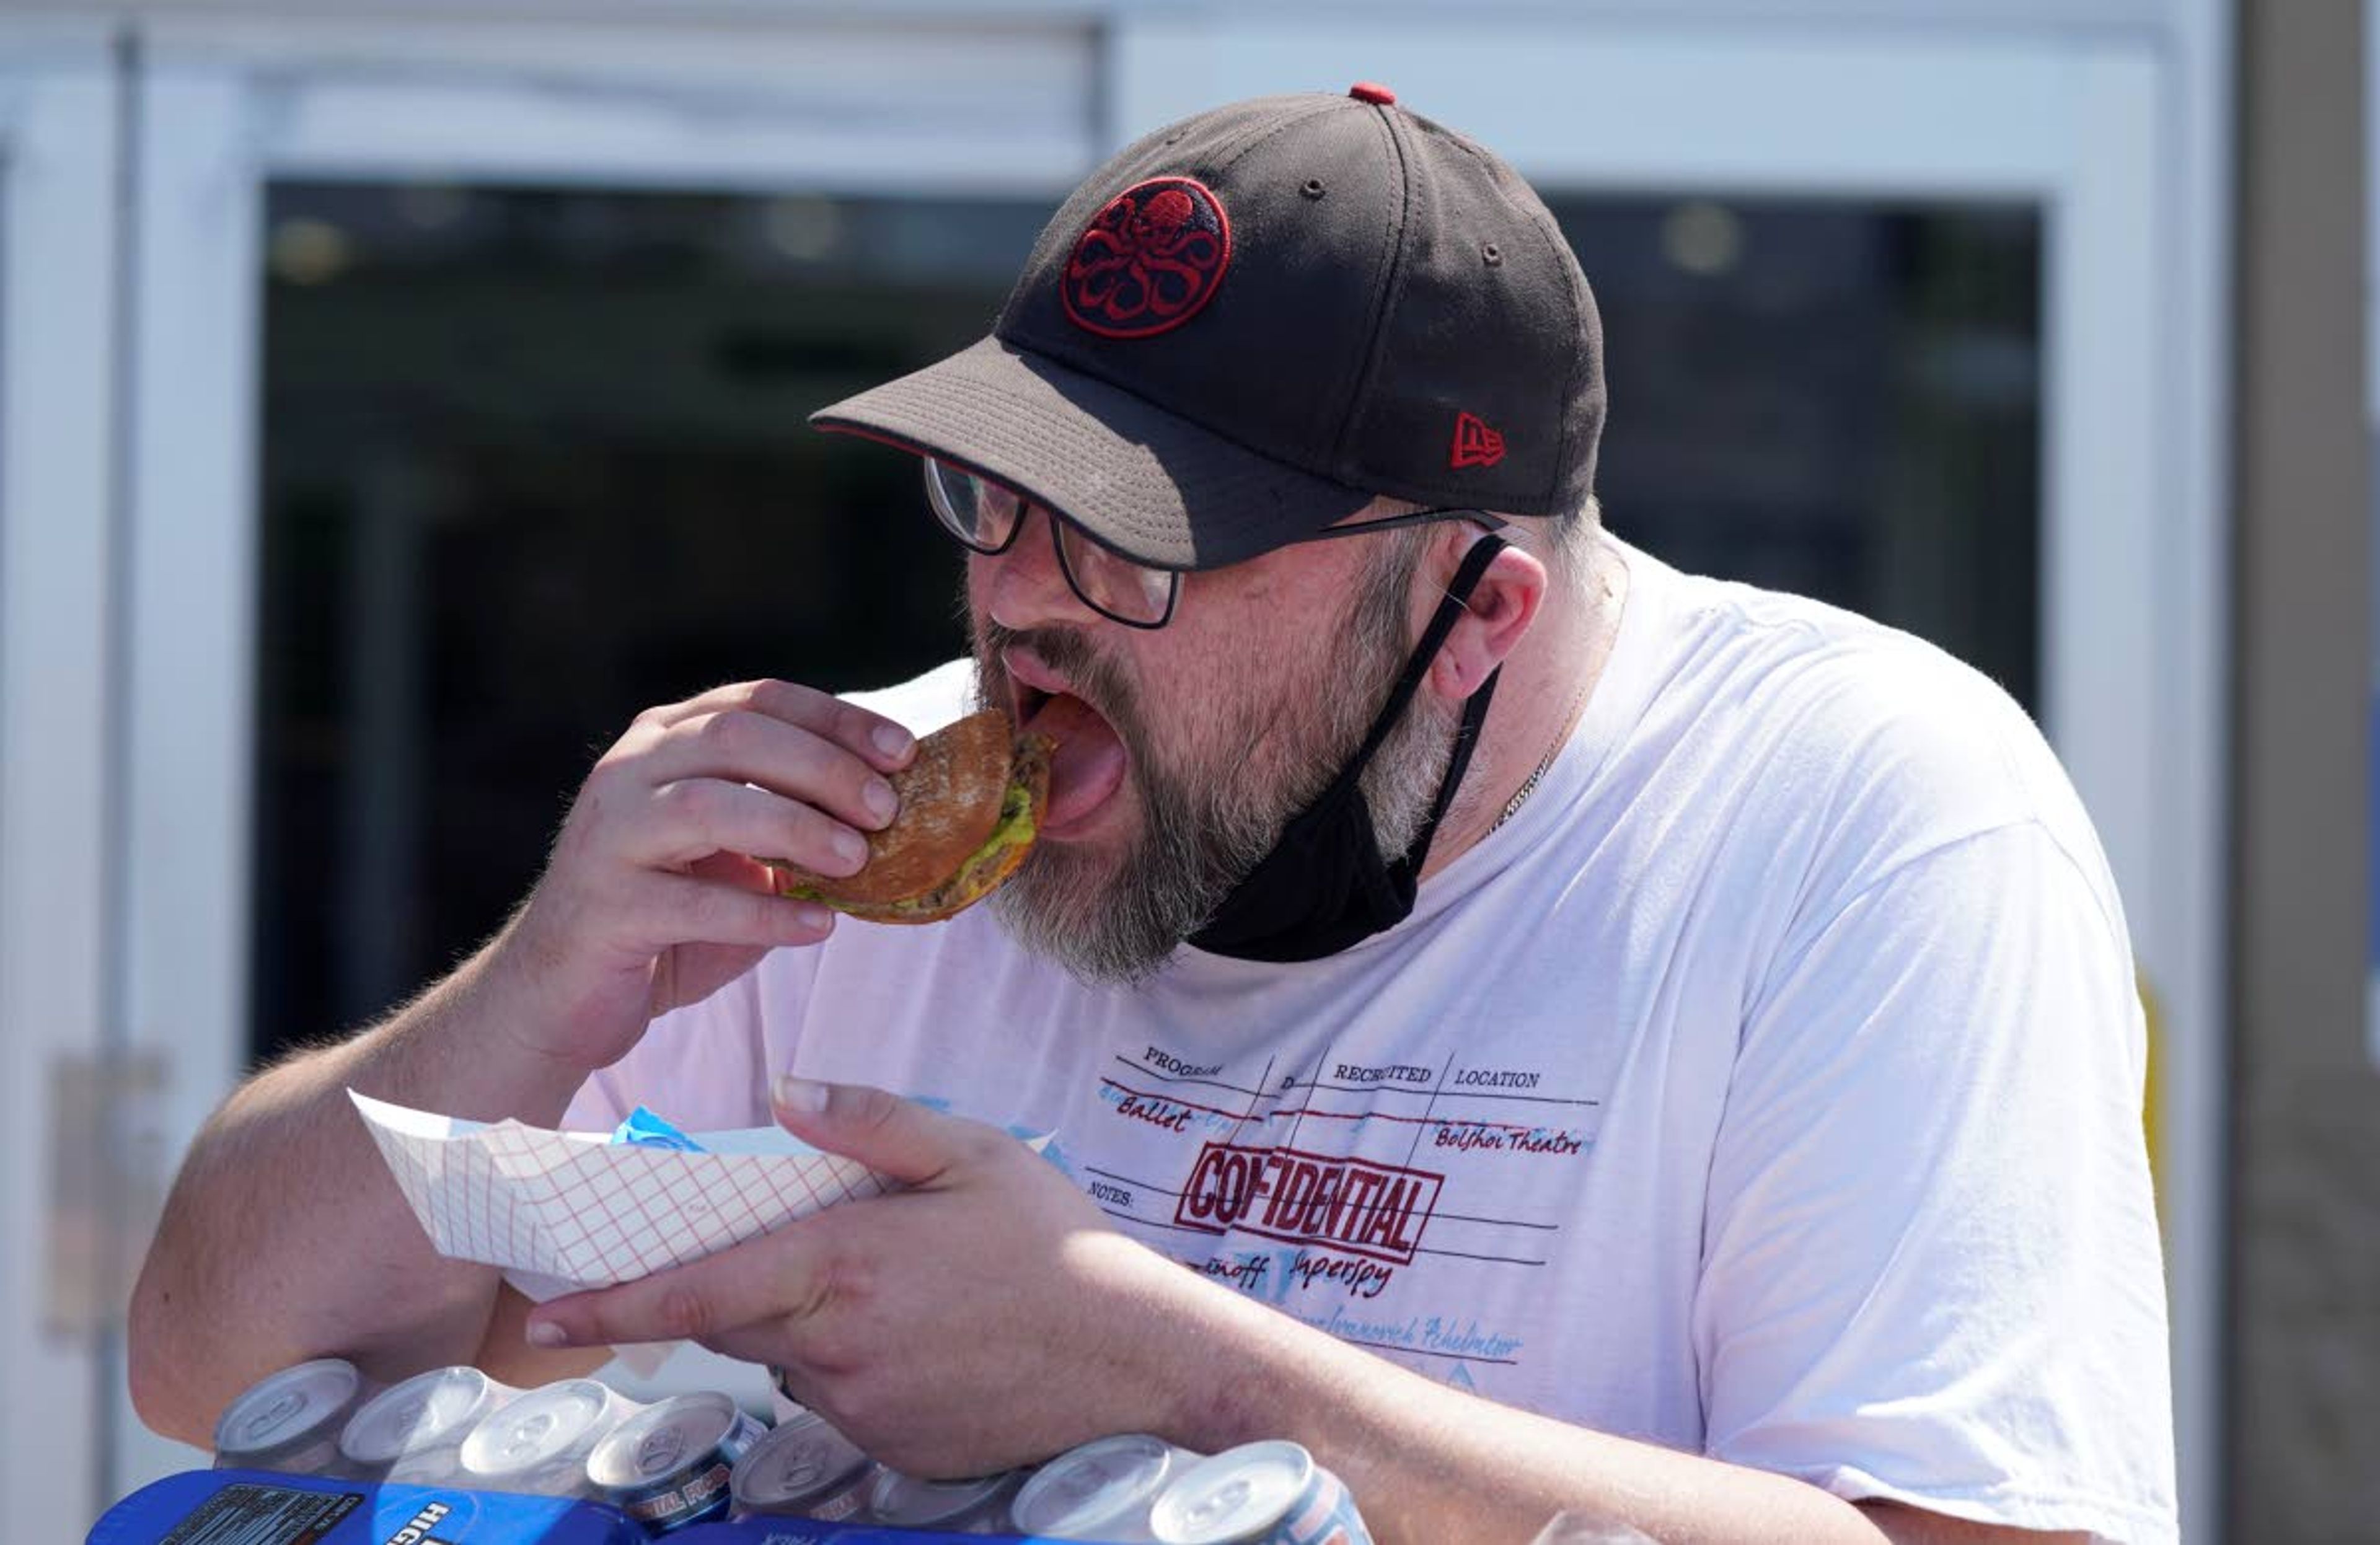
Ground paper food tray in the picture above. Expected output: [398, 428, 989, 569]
[350, 1089, 893, 1295]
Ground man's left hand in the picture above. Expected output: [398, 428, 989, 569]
[523, 1077, 1182, 1476]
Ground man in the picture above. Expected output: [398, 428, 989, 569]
[131, 86, 2175, 1543]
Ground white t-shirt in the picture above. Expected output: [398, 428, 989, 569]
[568, 540, 2177, 1543]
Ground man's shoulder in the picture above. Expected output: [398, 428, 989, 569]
[1620, 555, 2104, 902]
[1654, 561, 2008, 713]
[1650, 562, 2047, 798]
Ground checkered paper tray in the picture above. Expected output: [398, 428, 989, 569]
[349, 1089, 896, 1299]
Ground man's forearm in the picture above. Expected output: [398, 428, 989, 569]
[1147, 1265, 1896, 1545]
[128, 927, 595, 1445]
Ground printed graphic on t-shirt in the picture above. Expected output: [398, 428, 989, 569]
[1078, 1037, 1605, 1393]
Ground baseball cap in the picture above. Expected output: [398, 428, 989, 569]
[810, 82, 1605, 572]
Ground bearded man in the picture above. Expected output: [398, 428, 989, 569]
[131, 85, 2177, 1545]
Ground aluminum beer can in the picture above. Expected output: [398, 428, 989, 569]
[727, 1411, 876, 1521]
[382, 1445, 471, 1488]
[458, 1378, 637, 1498]
[211, 1357, 374, 1476]
[586, 1391, 767, 1534]
[1009, 1433, 1201, 1542]
[337, 1366, 519, 1482]
[865, 1465, 1023, 1533]
[1150, 1441, 1373, 1545]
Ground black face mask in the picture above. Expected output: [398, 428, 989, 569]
[1189, 536, 1508, 964]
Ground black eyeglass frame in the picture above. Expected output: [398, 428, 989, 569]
[923, 459, 1509, 630]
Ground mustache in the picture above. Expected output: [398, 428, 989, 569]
[973, 620, 1147, 747]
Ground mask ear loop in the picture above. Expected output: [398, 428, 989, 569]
[1186, 534, 1512, 964]
[1361, 534, 1509, 879]
[1345, 534, 1508, 767]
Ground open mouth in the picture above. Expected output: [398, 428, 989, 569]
[1013, 681, 1054, 727]
[1002, 651, 1131, 837]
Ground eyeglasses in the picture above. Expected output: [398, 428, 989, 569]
[923, 459, 1505, 630]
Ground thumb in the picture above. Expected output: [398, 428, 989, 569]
[774, 1075, 974, 1187]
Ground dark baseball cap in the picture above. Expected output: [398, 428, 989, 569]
[811, 82, 1605, 572]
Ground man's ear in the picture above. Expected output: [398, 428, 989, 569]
[1427, 533, 1546, 701]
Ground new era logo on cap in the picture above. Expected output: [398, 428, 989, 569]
[1450, 411, 1506, 470]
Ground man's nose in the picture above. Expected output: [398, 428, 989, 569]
[979, 505, 1101, 633]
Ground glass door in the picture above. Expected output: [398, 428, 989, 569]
[1115, 17, 2226, 1539]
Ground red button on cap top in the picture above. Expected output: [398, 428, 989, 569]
[1348, 81, 1396, 105]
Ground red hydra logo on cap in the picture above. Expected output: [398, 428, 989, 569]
[1062, 177, 1232, 340]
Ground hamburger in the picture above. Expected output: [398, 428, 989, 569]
[769, 708, 1053, 924]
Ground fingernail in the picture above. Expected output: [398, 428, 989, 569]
[790, 901, 834, 933]
[526, 1319, 568, 1349]
[871, 722, 913, 760]
[831, 826, 868, 870]
[775, 1074, 830, 1113]
[862, 778, 898, 826]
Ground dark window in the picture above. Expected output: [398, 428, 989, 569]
[1548, 196, 2040, 703]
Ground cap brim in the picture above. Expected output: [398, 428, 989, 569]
[809, 336, 1372, 571]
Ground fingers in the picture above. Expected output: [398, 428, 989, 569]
[773, 1077, 995, 1189]
[626, 708, 901, 844]
[643, 680, 915, 775]
[505, 681, 913, 1037]
[633, 778, 876, 878]
[525, 1233, 832, 1354]
[571, 679, 925, 896]
[643, 872, 838, 947]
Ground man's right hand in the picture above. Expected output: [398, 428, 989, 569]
[131, 679, 915, 1443]
[490, 679, 915, 1073]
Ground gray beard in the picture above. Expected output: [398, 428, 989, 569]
[976, 540, 1458, 986]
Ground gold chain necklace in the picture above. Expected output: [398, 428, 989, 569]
[1489, 670, 1592, 835]
[1485, 537, 1626, 838]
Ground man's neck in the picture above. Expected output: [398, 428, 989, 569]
[1419, 530, 1629, 881]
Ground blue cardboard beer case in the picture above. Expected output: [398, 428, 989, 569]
[89, 1468, 645, 1543]
[673, 1523, 1050, 1543]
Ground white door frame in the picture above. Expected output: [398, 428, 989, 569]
[0, 18, 125, 1539]
[1112, 14, 2229, 1541]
